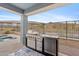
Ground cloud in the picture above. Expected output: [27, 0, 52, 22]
[0, 15, 20, 21]
[28, 14, 79, 23]
[53, 15, 79, 21]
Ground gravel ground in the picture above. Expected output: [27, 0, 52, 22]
[59, 39, 79, 56]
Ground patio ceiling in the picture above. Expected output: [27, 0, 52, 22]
[11, 3, 38, 10]
[0, 3, 69, 16]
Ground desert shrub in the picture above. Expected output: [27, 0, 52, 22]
[4, 30, 11, 34]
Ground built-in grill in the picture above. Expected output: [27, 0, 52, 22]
[26, 34, 58, 56]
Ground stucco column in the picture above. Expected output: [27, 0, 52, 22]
[20, 14, 28, 46]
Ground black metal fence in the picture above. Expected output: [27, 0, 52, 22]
[58, 20, 79, 40]
[0, 22, 20, 34]
[28, 20, 79, 40]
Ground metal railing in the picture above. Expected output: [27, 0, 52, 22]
[0, 22, 20, 35]
[58, 20, 79, 40]
[28, 20, 79, 40]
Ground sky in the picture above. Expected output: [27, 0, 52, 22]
[0, 9, 21, 21]
[0, 3, 79, 23]
[28, 3, 79, 23]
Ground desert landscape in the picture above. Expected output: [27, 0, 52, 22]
[0, 20, 79, 55]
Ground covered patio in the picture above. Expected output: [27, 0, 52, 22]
[0, 3, 68, 56]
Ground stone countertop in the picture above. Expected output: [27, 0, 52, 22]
[26, 34, 59, 39]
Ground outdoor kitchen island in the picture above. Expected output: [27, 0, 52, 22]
[26, 34, 59, 56]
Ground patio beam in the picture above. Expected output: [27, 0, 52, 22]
[0, 3, 24, 15]
[24, 3, 69, 16]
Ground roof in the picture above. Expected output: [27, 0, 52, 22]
[0, 3, 68, 15]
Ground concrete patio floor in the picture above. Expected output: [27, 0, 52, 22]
[9, 46, 44, 56]
[0, 35, 23, 56]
